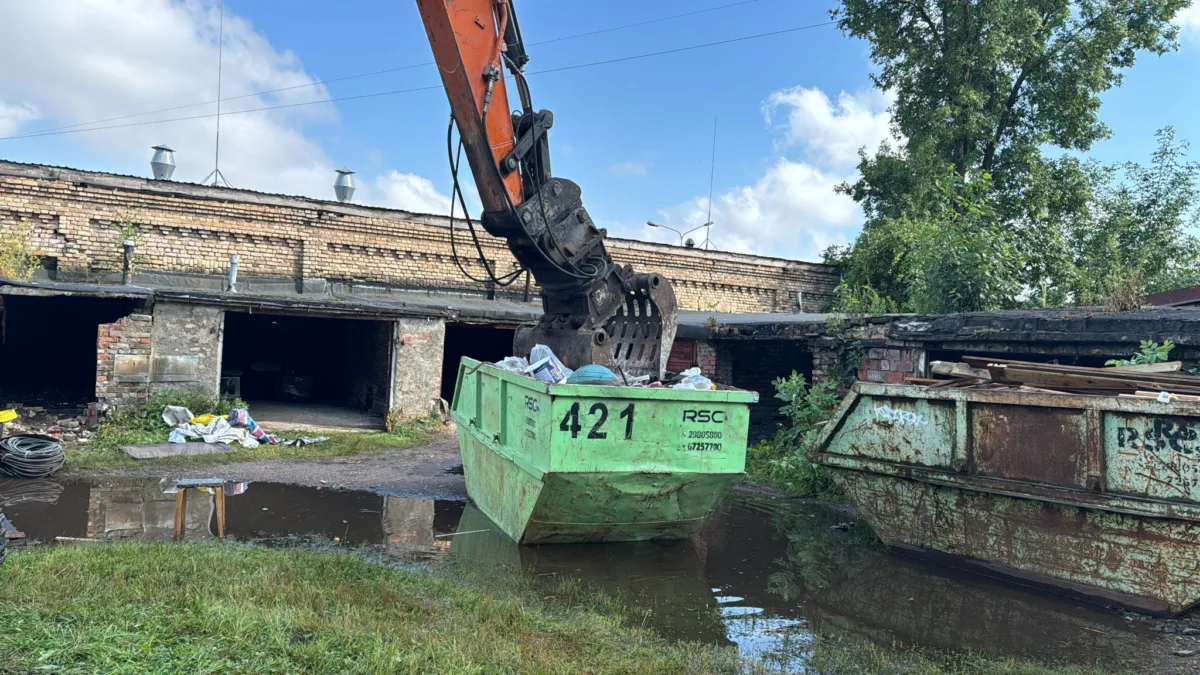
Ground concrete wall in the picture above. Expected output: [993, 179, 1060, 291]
[392, 317, 447, 418]
[0, 161, 840, 313]
[149, 303, 224, 398]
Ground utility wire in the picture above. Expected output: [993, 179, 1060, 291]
[5, 0, 774, 140]
[0, 20, 835, 143]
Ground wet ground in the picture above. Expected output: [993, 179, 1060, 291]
[71, 436, 468, 500]
[1, 475, 1191, 672]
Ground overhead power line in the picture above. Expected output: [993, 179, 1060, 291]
[6, 0, 771, 140]
[0, 20, 836, 142]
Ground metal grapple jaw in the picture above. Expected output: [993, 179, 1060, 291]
[514, 272, 679, 381]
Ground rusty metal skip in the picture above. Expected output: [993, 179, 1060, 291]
[813, 383, 1200, 615]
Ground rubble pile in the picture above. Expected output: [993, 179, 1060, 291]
[0, 405, 93, 443]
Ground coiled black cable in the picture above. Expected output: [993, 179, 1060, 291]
[0, 435, 65, 479]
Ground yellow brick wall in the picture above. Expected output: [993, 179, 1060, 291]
[0, 162, 839, 312]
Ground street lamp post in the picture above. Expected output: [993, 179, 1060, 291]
[647, 221, 711, 247]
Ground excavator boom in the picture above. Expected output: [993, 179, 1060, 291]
[415, 0, 678, 379]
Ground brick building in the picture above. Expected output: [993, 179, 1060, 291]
[0, 160, 840, 428]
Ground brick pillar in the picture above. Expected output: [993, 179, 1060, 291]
[96, 312, 152, 409]
[392, 317, 447, 418]
[697, 341, 718, 375]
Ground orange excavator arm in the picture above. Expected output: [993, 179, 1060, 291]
[415, 0, 523, 212]
[415, 0, 678, 379]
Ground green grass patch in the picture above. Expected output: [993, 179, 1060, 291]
[67, 389, 442, 471]
[0, 543, 747, 674]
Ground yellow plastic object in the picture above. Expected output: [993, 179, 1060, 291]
[190, 414, 218, 425]
[0, 410, 16, 424]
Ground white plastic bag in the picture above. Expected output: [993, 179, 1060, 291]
[525, 344, 574, 383]
[494, 356, 529, 374]
[673, 374, 715, 390]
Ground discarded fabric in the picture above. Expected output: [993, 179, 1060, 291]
[228, 408, 281, 444]
[567, 364, 619, 386]
[164, 406, 258, 448]
[164, 406, 328, 448]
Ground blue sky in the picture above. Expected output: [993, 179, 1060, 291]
[1, 0, 1199, 261]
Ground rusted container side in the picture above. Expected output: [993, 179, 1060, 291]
[812, 383, 1200, 615]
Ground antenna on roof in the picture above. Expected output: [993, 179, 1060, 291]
[699, 117, 717, 251]
[201, 0, 232, 188]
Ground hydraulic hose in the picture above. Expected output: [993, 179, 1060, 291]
[0, 435, 65, 479]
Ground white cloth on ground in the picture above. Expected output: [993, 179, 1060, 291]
[162, 406, 259, 448]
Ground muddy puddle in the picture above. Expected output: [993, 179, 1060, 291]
[0, 477, 1165, 670]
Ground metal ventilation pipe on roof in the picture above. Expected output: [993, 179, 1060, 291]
[334, 168, 356, 203]
[227, 254, 240, 293]
[150, 145, 176, 180]
[122, 239, 135, 285]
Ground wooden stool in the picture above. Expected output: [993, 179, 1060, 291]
[172, 478, 226, 541]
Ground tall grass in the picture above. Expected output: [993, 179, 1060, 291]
[0, 543, 749, 674]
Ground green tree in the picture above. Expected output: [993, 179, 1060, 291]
[831, 0, 1188, 311]
[1069, 127, 1200, 304]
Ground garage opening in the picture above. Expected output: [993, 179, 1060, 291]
[440, 323, 516, 401]
[0, 294, 138, 406]
[221, 312, 392, 430]
[722, 340, 814, 443]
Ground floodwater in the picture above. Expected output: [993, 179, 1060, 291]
[0, 477, 1163, 670]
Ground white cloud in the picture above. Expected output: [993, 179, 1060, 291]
[371, 170, 453, 215]
[609, 160, 649, 177]
[0, 99, 39, 137]
[764, 87, 894, 169]
[0, 1, 338, 198]
[645, 86, 892, 261]
[1178, 4, 1200, 38]
[648, 159, 858, 259]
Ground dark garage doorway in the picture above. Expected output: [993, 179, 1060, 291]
[723, 340, 815, 443]
[221, 312, 392, 430]
[0, 294, 138, 406]
[440, 323, 516, 401]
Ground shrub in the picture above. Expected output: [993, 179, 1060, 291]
[746, 371, 842, 499]
[0, 219, 39, 281]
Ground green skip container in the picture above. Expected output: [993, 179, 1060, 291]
[450, 358, 757, 543]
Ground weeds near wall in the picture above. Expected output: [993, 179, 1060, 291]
[822, 317, 865, 390]
[109, 209, 147, 275]
[0, 218, 40, 281]
[91, 389, 248, 453]
[746, 371, 842, 499]
[1106, 340, 1175, 367]
[1105, 266, 1145, 312]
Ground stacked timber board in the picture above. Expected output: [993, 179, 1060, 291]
[910, 358, 1200, 400]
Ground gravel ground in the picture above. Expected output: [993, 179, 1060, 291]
[66, 435, 468, 501]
